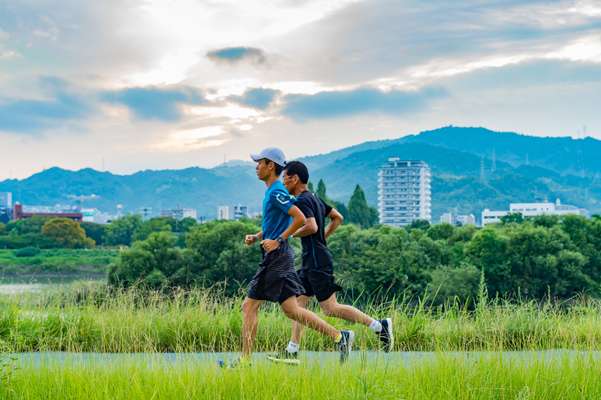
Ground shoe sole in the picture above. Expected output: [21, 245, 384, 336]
[384, 317, 394, 352]
[267, 356, 300, 366]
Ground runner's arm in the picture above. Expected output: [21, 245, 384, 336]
[282, 205, 306, 240]
[291, 217, 318, 238]
[325, 208, 344, 240]
[245, 231, 262, 245]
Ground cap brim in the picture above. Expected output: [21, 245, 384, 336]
[250, 153, 262, 162]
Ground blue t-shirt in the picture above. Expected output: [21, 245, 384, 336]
[262, 180, 294, 240]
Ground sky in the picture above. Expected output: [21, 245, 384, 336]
[1, 0, 600, 179]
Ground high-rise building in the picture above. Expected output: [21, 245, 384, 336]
[233, 204, 249, 220]
[0, 192, 12, 223]
[0, 192, 12, 209]
[218, 205, 230, 220]
[378, 158, 431, 227]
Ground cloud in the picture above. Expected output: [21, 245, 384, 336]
[0, 77, 90, 134]
[281, 86, 446, 121]
[206, 46, 267, 65]
[101, 86, 205, 121]
[271, 0, 601, 85]
[229, 88, 280, 109]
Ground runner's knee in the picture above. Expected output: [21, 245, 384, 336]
[321, 302, 340, 317]
[242, 298, 260, 315]
[280, 302, 298, 319]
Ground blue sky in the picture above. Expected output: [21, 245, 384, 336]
[0, 0, 600, 179]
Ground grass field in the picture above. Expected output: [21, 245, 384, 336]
[0, 248, 116, 276]
[1, 352, 600, 399]
[2, 283, 601, 353]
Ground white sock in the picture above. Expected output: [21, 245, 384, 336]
[286, 341, 299, 353]
[369, 319, 382, 333]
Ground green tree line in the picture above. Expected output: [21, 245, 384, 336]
[109, 213, 601, 303]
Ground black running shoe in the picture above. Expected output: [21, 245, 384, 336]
[378, 318, 394, 352]
[267, 350, 300, 366]
[337, 330, 355, 363]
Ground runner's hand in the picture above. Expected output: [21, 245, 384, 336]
[245, 234, 258, 245]
[261, 239, 279, 253]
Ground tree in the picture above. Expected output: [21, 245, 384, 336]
[0, 223, 5, 236]
[428, 263, 481, 305]
[316, 179, 328, 201]
[81, 222, 106, 246]
[408, 219, 430, 231]
[185, 220, 261, 295]
[347, 185, 378, 228]
[7, 216, 49, 235]
[132, 217, 173, 242]
[108, 232, 185, 290]
[104, 215, 143, 246]
[501, 212, 524, 224]
[41, 218, 95, 248]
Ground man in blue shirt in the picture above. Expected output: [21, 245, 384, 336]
[236, 147, 354, 366]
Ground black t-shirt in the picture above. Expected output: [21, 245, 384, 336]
[295, 191, 334, 269]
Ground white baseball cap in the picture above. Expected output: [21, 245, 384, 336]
[250, 147, 287, 167]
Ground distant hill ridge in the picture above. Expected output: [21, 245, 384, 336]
[1, 126, 600, 220]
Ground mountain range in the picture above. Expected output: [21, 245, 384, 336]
[1, 126, 600, 221]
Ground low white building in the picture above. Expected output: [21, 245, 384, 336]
[161, 208, 198, 221]
[482, 199, 588, 226]
[440, 212, 476, 226]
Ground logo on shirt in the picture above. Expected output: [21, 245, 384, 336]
[275, 193, 290, 204]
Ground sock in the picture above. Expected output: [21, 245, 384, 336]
[334, 332, 343, 343]
[286, 341, 299, 354]
[369, 319, 382, 333]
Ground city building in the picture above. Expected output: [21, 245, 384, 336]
[233, 204, 249, 220]
[12, 203, 83, 222]
[0, 192, 12, 223]
[378, 158, 432, 227]
[218, 205, 230, 220]
[161, 208, 198, 221]
[440, 212, 453, 225]
[456, 214, 477, 226]
[81, 208, 111, 224]
[0, 192, 12, 209]
[482, 198, 589, 226]
[440, 212, 476, 226]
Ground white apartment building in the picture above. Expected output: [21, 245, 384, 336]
[378, 158, 432, 227]
[482, 198, 588, 226]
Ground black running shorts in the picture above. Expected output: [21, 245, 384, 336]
[247, 242, 305, 304]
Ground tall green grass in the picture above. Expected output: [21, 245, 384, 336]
[1, 283, 601, 352]
[2, 353, 600, 399]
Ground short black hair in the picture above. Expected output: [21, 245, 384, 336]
[284, 161, 309, 184]
[274, 163, 284, 176]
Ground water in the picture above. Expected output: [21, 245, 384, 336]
[0, 275, 104, 295]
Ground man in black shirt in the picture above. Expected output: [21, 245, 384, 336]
[268, 161, 393, 364]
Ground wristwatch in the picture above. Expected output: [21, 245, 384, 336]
[276, 236, 286, 245]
